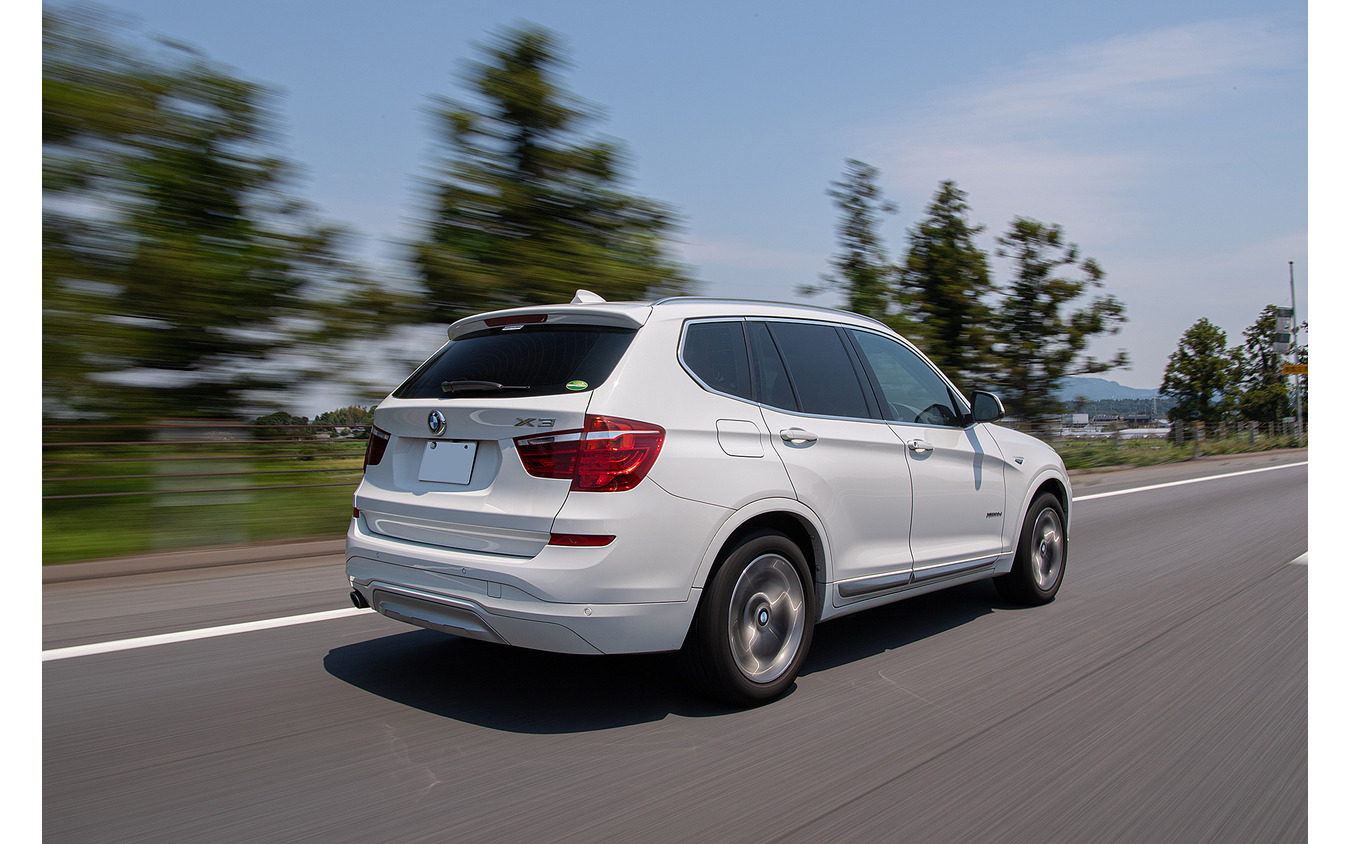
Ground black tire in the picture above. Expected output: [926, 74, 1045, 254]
[683, 529, 815, 706]
[994, 492, 1067, 605]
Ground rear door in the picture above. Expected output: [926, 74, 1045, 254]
[749, 320, 915, 593]
[355, 322, 636, 561]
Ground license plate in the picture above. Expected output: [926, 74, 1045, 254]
[418, 440, 477, 484]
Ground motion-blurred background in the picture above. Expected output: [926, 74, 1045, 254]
[41, 2, 1310, 563]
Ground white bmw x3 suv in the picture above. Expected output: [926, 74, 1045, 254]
[347, 292, 1070, 705]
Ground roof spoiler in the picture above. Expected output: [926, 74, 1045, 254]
[445, 294, 649, 340]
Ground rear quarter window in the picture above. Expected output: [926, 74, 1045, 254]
[681, 321, 753, 400]
[394, 325, 636, 399]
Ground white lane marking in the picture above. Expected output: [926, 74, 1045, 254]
[1073, 461, 1308, 502]
[42, 607, 374, 662]
[43, 460, 1310, 663]
[1289, 553, 1308, 566]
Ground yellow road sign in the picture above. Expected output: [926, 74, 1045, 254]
[1282, 364, 1308, 375]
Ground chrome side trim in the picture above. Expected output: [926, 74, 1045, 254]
[834, 555, 999, 601]
[823, 567, 1002, 622]
[911, 555, 998, 583]
[836, 570, 912, 598]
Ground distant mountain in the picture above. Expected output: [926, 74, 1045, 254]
[1056, 377, 1157, 401]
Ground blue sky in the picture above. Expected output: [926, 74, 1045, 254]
[56, 0, 1310, 397]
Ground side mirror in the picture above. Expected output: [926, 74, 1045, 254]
[970, 391, 1005, 423]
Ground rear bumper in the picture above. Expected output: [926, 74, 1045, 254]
[348, 553, 700, 655]
[346, 475, 729, 653]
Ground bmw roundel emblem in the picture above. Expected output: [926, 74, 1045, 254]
[428, 410, 446, 436]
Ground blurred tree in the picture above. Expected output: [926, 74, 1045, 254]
[900, 180, 995, 385]
[312, 404, 375, 436]
[804, 159, 906, 328]
[991, 218, 1128, 422]
[251, 410, 310, 439]
[43, 6, 405, 421]
[412, 24, 692, 318]
[313, 405, 374, 427]
[1160, 317, 1234, 426]
[1229, 305, 1290, 426]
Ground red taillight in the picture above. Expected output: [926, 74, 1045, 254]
[516, 430, 583, 480]
[574, 416, 665, 491]
[363, 427, 391, 471]
[516, 414, 665, 492]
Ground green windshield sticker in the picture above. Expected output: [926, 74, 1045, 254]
[566, 380, 589, 391]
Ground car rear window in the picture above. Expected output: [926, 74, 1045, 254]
[393, 325, 637, 399]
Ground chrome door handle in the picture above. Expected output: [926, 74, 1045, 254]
[780, 428, 818, 444]
[908, 439, 933, 453]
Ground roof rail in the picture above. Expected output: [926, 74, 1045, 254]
[648, 296, 887, 328]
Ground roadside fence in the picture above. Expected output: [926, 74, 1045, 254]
[42, 421, 369, 501]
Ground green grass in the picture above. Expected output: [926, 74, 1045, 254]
[42, 432, 1308, 565]
[42, 482, 361, 565]
[1053, 433, 1307, 471]
[42, 439, 365, 565]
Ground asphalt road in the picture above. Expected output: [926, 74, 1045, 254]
[43, 452, 1308, 843]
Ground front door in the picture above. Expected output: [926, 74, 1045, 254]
[846, 329, 1007, 578]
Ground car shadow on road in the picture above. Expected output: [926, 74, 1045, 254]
[324, 631, 719, 733]
[324, 580, 1009, 733]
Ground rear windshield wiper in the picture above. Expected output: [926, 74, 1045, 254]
[441, 380, 531, 394]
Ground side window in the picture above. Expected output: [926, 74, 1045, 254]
[747, 322, 798, 411]
[850, 330, 966, 427]
[682, 321, 753, 400]
[762, 322, 873, 419]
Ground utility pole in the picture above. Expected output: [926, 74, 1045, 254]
[1290, 261, 1303, 438]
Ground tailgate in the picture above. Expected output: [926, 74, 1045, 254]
[355, 395, 591, 558]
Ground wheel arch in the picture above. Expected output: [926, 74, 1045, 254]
[1034, 476, 1070, 524]
[1012, 471, 1072, 546]
[692, 499, 829, 619]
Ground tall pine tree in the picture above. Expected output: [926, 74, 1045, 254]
[991, 218, 1127, 422]
[1230, 305, 1291, 426]
[805, 159, 902, 325]
[900, 181, 995, 386]
[43, 6, 397, 419]
[1160, 318, 1234, 426]
[413, 25, 691, 317]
